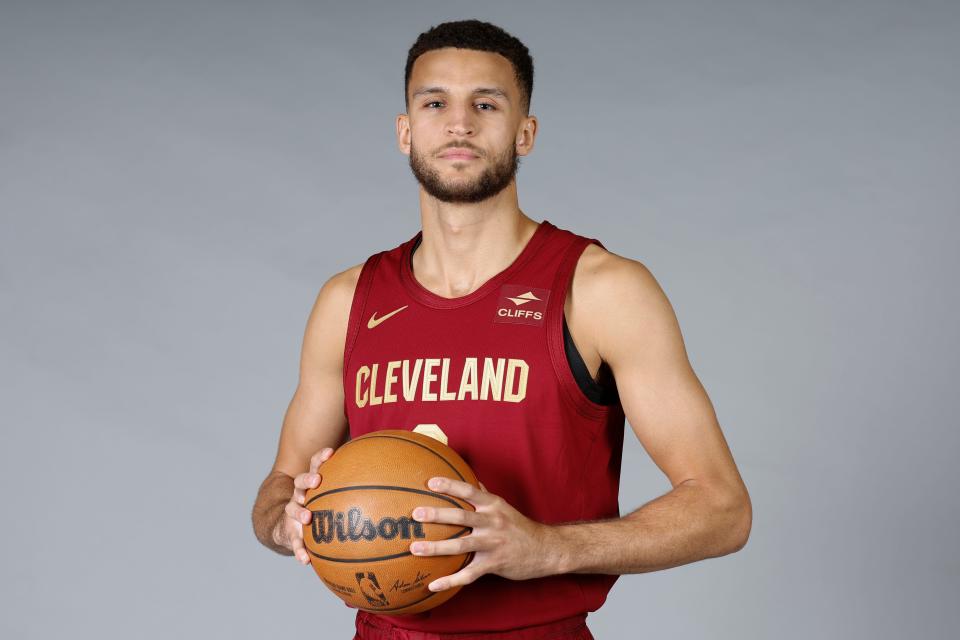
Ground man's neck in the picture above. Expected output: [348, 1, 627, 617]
[413, 192, 538, 299]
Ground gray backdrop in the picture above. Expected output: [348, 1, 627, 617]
[2, 1, 957, 638]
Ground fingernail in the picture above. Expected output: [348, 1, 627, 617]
[428, 478, 441, 490]
[411, 542, 425, 554]
[413, 508, 425, 520]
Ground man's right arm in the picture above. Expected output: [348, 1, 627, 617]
[251, 262, 363, 555]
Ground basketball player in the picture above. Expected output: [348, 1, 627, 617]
[252, 19, 751, 639]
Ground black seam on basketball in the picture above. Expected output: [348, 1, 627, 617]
[306, 526, 471, 563]
[305, 485, 470, 510]
[339, 434, 467, 481]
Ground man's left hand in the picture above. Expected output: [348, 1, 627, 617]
[410, 477, 561, 592]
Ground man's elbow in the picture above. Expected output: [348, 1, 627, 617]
[705, 480, 752, 555]
[724, 486, 752, 554]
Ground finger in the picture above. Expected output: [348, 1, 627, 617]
[410, 535, 482, 557]
[426, 477, 496, 507]
[412, 506, 485, 528]
[291, 532, 310, 565]
[428, 565, 482, 592]
[285, 500, 313, 525]
[479, 481, 488, 492]
[294, 472, 321, 490]
[309, 447, 334, 474]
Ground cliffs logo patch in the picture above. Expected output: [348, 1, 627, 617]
[494, 284, 550, 327]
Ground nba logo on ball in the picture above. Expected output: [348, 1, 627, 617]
[494, 284, 550, 326]
[356, 572, 389, 607]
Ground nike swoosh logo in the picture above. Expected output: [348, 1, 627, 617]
[367, 305, 409, 329]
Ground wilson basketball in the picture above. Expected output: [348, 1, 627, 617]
[302, 427, 480, 615]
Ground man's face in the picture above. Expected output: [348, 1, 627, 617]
[399, 47, 534, 204]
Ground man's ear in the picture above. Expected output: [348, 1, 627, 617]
[396, 113, 411, 156]
[516, 115, 538, 157]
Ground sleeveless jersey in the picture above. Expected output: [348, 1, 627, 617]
[342, 219, 626, 633]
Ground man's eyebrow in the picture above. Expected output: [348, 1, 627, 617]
[411, 86, 511, 103]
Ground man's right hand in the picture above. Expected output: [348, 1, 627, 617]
[274, 447, 336, 565]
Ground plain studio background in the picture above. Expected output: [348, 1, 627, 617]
[1, 1, 957, 638]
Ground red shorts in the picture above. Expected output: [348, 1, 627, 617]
[353, 612, 594, 640]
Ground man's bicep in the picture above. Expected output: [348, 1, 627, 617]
[272, 265, 361, 478]
[597, 259, 740, 490]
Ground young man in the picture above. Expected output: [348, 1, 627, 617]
[252, 19, 751, 639]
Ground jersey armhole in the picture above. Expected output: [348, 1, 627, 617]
[342, 252, 382, 412]
[545, 236, 616, 421]
[562, 313, 619, 405]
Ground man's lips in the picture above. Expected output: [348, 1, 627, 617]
[439, 149, 479, 160]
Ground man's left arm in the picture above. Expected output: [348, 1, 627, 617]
[411, 253, 752, 591]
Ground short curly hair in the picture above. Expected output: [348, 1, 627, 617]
[404, 19, 535, 115]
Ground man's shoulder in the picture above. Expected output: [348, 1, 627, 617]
[572, 242, 662, 307]
[327, 262, 366, 295]
[324, 235, 408, 299]
[311, 261, 366, 320]
[315, 232, 408, 318]
[569, 242, 673, 359]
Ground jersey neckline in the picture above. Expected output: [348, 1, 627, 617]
[399, 219, 556, 309]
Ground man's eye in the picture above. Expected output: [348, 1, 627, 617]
[423, 101, 496, 110]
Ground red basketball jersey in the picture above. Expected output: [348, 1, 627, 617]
[342, 219, 626, 633]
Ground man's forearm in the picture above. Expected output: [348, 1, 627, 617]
[546, 479, 751, 575]
[252, 471, 296, 556]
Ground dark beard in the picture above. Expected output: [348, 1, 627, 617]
[408, 141, 520, 204]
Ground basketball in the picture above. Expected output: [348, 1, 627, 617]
[302, 427, 480, 615]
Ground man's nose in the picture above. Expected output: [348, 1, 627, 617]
[445, 104, 476, 136]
